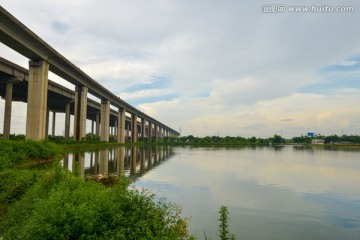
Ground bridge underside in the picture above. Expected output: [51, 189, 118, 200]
[0, 58, 171, 141]
[0, 6, 179, 141]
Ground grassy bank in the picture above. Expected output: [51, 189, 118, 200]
[0, 140, 62, 171]
[0, 140, 193, 239]
[1, 165, 190, 239]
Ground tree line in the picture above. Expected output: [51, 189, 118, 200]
[157, 134, 360, 145]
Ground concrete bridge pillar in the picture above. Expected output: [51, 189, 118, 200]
[159, 127, 163, 138]
[148, 121, 152, 139]
[153, 124, 156, 139]
[65, 102, 71, 140]
[131, 114, 138, 142]
[95, 112, 100, 138]
[3, 80, 14, 140]
[73, 86, 88, 141]
[45, 107, 50, 139]
[100, 99, 110, 142]
[51, 111, 56, 136]
[91, 120, 94, 138]
[117, 108, 125, 143]
[126, 121, 130, 138]
[26, 60, 49, 140]
[141, 118, 146, 139]
[114, 119, 118, 137]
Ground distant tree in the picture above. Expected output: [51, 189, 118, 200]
[271, 134, 285, 144]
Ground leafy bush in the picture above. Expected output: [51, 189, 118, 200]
[0, 140, 61, 170]
[3, 165, 191, 240]
[0, 169, 43, 203]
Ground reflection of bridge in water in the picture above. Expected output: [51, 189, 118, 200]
[62, 146, 175, 180]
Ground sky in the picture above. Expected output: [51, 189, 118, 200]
[0, 0, 360, 138]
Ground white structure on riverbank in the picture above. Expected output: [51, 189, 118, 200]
[311, 139, 325, 144]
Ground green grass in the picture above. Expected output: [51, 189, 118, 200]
[2, 164, 191, 240]
[0, 140, 62, 171]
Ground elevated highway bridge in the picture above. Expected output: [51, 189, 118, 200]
[0, 6, 179, 142]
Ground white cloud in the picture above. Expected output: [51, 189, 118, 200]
[338, 60, 358, 67]
[118, 89, 170, 100]
[1, 1, 360, 137]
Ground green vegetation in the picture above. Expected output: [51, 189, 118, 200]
[154, 135, 285, 145]
[0, 170, 44, 204]
[153, 134, 360, 146]
[0, 140, 61, 171]
[218, 206, 236, 240]
[0, 140, 192, 239]
[204, 206, 236, 240]
[292, 134, 360, 144]
[2, 165, 190, 240]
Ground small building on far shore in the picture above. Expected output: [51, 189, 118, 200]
[311, 139, 325, 145]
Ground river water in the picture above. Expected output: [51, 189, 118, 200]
[63, 145, 360, 239]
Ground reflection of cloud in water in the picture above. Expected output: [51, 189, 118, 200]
[63, 145, 360, 239]
[304, 193, 360, 230]
[173, 146, 360, 200]
[136, 146, 360, 239]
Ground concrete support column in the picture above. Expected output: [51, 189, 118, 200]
[45, 107, 50, 139]
[114, 119, 118, 136]
[100, 100, 110, 142]
[73, 86, 88, 141]
[154, 124, 158, 139]
[141, 118, 146, 139]
[91, 120, 94, 138]
[131, 114, 138, 142]
[148, 121, 152, 139]
[3, 81, 13, 140]
[65, 102, 70, 140]
[26, 60, 49, 140]
[51, 111, 56, 136]
[126, 122, 130, 137]
[117, 108, 125, 143]
[159, 127, 163, 138]
[95, 113, 100, 137]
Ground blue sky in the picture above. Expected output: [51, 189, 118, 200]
[1, 0, 360, 137]
[300, 55, 360, 94]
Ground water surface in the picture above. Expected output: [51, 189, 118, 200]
[64, 145, 360, 239]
